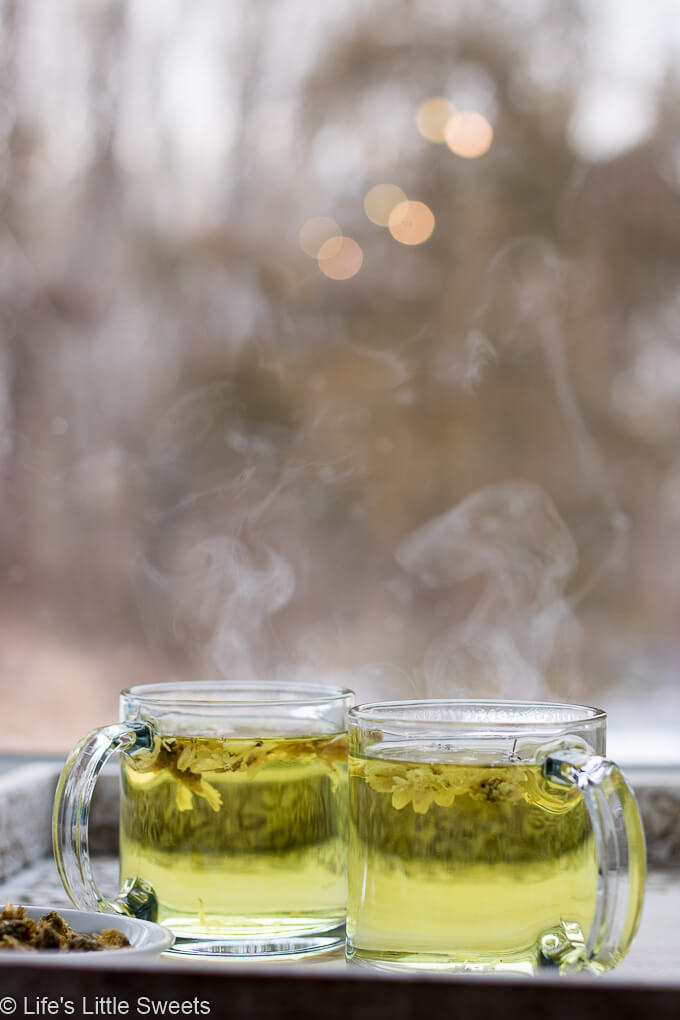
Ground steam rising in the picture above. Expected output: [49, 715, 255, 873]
[141, 537, 295, 683]
[137, 380, 304, 681]
[135, 236, 626, 702]
[396, 482, 581, 698]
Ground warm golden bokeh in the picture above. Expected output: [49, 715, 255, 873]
[387, 200, 435, 245]
[299, 216, 342, 257]
[317, 236, 364, 279]
[363, 183, 408, 227]
[416, 96, 456, 143]
[444, 110, 494, 158]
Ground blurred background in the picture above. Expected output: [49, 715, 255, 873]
[1, 0, 679, 761]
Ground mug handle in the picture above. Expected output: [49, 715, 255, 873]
[52, 721, 158, 920]
[540, 741, 646, 973]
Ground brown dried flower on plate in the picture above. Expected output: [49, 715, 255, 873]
[0, 904, 131, 952]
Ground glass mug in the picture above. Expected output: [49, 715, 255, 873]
[53, 681, 353, 957]
[347, 699, 646, 975]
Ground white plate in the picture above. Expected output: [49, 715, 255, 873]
[0, 905, 174, 965]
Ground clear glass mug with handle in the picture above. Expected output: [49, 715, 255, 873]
[53, 681, 353, 958]
[346, 699, 645, 974]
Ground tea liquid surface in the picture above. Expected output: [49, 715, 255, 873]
[347, 744, 599, 971]
[120, 732, 347, 938]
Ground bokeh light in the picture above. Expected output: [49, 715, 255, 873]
[299, 216, 342, 257]
[444, 111, 494, 158]
[363, 183, 408, 227]
[416, 97, 456, 143]
[388, 200, 435, 246]
[317, 236, 363, 279]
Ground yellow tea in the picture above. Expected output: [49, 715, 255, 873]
[347, 745, 599, 972]
[120, 732, 348, 938]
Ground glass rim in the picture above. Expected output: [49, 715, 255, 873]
[122, 680, 354, 710]
[348, 698, 606, 728]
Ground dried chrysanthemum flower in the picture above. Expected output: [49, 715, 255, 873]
[173, 769, 223, 813]
[0, 904, 130, 952]
[355, 757, 535, 814]
[128, 732, 348, 812]
[391, 766, 448, 813]
[468, 771, 526, 803]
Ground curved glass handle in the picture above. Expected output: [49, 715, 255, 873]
[541, 744, 646, 973]
[52, 721, 158, 921]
